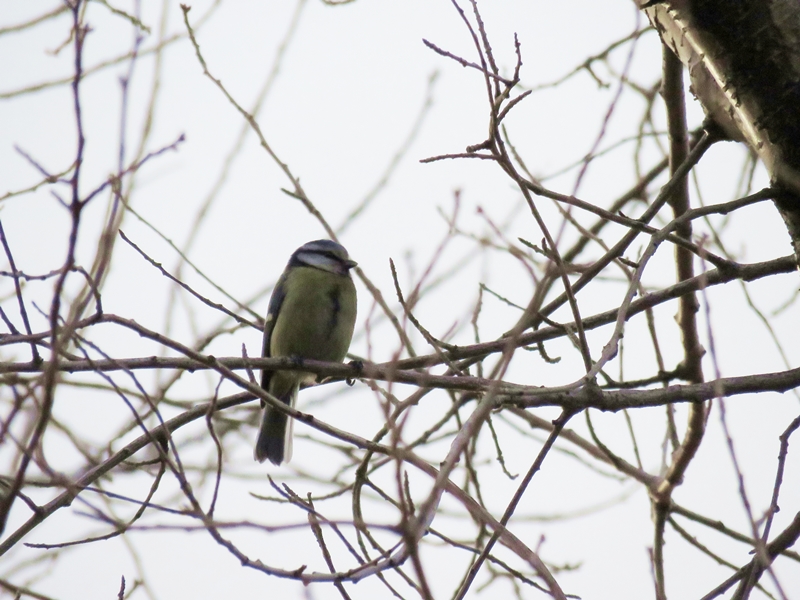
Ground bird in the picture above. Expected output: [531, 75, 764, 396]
[254, 239, 358, 465]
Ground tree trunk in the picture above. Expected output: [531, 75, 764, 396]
[643, 0, 800, 265]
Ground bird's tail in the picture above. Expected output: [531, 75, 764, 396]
[254, 386, 297, 465]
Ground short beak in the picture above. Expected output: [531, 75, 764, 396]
[345, 259, 358, 269]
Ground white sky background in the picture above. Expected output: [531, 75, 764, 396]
[1, 1, 799, 599]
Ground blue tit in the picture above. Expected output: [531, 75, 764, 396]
[254, 239, 358, 465]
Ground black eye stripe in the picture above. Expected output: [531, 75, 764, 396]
[314, 250, 344, 262]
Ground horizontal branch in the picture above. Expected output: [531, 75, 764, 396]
[510, 366, 800, 410]
[2, 254, 794, 377]
[3, 348, 799, 412]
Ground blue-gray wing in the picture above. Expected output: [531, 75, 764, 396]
[260, 271, 289, 393]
